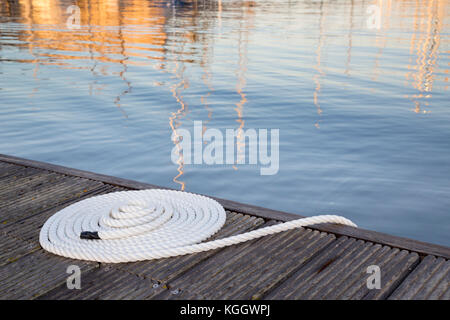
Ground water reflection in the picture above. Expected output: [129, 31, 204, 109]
[1, 0, 168, 66]
[405, 0, 445, 114]
[1, 0, 448, 185]
[233, 2, 252, 169]
[168, 33, 189, 191]
[313, 0, 326, 129]
[2, 0, 446, 113]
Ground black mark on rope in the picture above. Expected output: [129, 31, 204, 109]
[80, 231, 100, 240]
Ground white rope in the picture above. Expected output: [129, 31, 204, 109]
[39, 189, 356, 263]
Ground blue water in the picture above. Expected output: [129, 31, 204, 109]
[0, 0, 449, 245]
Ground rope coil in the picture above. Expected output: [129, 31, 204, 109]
[39, 189, 357, 263]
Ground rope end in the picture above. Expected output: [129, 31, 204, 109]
[80, 231, 100, 240]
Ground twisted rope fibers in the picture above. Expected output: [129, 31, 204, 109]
[39, 189, 357, 263]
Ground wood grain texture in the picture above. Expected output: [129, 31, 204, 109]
[38, 266, 167, 300]
[388, 255, 450, 300]
[0, 175, 106, 226]
[0, 244, 97, 299]
[0, 162, 33, 179]
[266, 236, 420, 300]
[0, 233, 40, 267]
[162, 226, 336, 299]
[308, 223, 450, 260]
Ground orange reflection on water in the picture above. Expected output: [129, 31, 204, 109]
[10, 0, 167, 67]
[405, 0, 445, 114]
[368, 0, 446, 114]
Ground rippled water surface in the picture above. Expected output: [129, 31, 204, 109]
[0, 0, 449, 245]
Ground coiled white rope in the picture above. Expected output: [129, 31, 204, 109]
[39, 189, 356, 263]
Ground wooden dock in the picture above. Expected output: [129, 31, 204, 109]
[0, 153, 448, 300]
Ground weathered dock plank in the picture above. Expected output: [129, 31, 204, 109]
[0, 239, 97, 299]
[0, 233, 40, 267]
[0, 154, 448, 300]
[160, 228, 336, 300]
[265, 237, 419, 300]
[1, 185, 120, 243]
[388, 255, 450, 300]
[38, 266, 167, 300]
[0, 175, 106, 225]
[0, 162, 33, 179]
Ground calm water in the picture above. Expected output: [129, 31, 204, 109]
[0, 0, 449, 245]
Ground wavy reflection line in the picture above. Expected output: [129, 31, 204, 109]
[406, 0, 442, 114]
[169, 39, 189, 191]
[25, 0, 41, 107]
[113, 21, 131, 120]
[345, 0, 354, 77]
[218, 0, 223, 30]
[371, 0, 391, 82]
[232, 6, 251, 170]
[406, 0, 420, 84]
[201, 48, 214, 141]
[312, 1, 327, 129]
